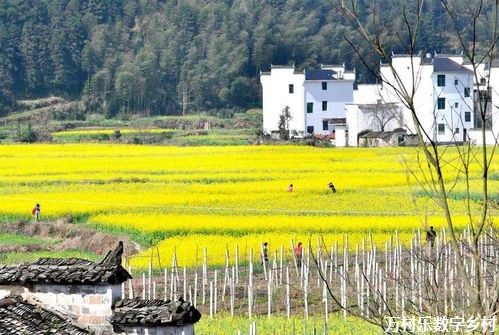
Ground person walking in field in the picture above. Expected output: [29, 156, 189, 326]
[426, 226, 437, 248]
[328, 182, 337, 193]
[32, 203, 41, 222]
[288, 184, 294, 192]
[262, 242, 269, 266]
[294, 242, 303, 268]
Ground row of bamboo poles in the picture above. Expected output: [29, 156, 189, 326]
[123, 227, 498, 332]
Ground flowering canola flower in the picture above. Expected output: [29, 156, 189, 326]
[0, 144, 495, 269]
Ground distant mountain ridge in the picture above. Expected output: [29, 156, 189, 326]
[0, 0, 490, 117]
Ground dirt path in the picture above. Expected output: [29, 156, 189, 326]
[0, 218, 141, 257]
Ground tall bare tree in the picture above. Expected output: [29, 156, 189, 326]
[312, 0, 499, 333]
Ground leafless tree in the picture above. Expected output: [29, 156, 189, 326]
[311, 0, 499, 333]
[365, 100, 404, 132]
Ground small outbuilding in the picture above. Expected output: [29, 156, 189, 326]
[0, 242, 132, 333]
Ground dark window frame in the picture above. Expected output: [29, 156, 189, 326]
[437, 97, 446, 110]
[438, 123, 445, 134]
[322, 101, 327, 111]
[437, 74, 446, 87]
[465, 111, 471, 122]
[464, 87, 470, 97]
[307, 126, 314, 134]
[322, 120, 329, 131]
[322, 82, 327, 90]
[307, 102, 313, 114]
[289, 84, 294, 94]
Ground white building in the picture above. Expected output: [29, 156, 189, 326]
[346, 54, 476, 146]
[260, 64, 355, 136]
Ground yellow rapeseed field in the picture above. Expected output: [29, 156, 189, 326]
[0, 144, 495, 269]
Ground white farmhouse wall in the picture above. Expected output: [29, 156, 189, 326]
[261, 67, 305, 134]
[345, 105, 360, 146]
[26, 284, 121, 328]
[378, 55, 474, 143]
[304, 80, 353, 135]
[431, 71, 474, 142]
[488, 66, 499, 143]
[115, 324, 195, 335]
[353, 84, 385, 104]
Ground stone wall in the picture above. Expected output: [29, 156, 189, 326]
[25, 283, 121, 330]
[115, 324, 195, 335]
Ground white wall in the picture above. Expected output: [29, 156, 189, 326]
[27, 284, 121, 328]
[488, 66, 499, 144]
[431, 72, 474, 142]
[261, 68, 305, 133]
[304, 80, 353, 135]
[379, 55, 475, 143]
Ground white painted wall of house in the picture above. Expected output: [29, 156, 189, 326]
[304, 80, 353, 135]
[26, 284, 121, 329]
[488, 66, 499, 143]
[261, 68, 305, 134]
[431, 72, 474, 142]
[378, 55, 474, 143]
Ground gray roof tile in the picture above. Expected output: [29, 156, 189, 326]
[0, 295, 92, 335]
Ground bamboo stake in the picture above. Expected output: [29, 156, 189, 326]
[286, 266, 291, 319]
[128, 266, 133, 299]
[248, 248, 254, 318]
[209, 281, 213, 319]
[194, 272, 198, 307]
[148, 259, 152, 300]
[214, 270, 218, 315]
[235, 244, 239, 284]
[142, 273, 146, 299]
[181, 267, 186, 299]
[164, 268, 168, 301]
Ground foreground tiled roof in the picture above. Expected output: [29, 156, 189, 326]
[0, 295, 91, 335]
[0, 242, 132, 285]
[110, 298, 201, 330]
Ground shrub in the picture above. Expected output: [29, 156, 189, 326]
[14, 124, 37, 143]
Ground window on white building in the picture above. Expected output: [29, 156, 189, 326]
[322, 82, 327, 90]
[480, 78, 486, 85]
[465, 111, 471, 122]
[289, 84, 294, 94]
[454, 102, 459, 108]
[454, 78, 458, 85]
[322, 101, 327, 111]
[464, 87, 470, 97]
[455, 128, 460, 134]
[307, 102, 313, 113]
[307, 126, 314, 134]
[437, 75, 446, 87]
[437, 97, 445, 110]
[438, 123, 445, 134]
[322, 120, 328, 131]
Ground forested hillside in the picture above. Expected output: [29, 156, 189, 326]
[0, 0, 491, 117]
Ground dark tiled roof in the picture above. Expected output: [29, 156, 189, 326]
[323, 117, 347, 125]
[0, 295, 92, 335]
[305, 69, 337, 81]
[110, 298, 201, 331]
[434, 57, 473, 73]
[0, 242, 132, 285]
[360, 129, 407, 139]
